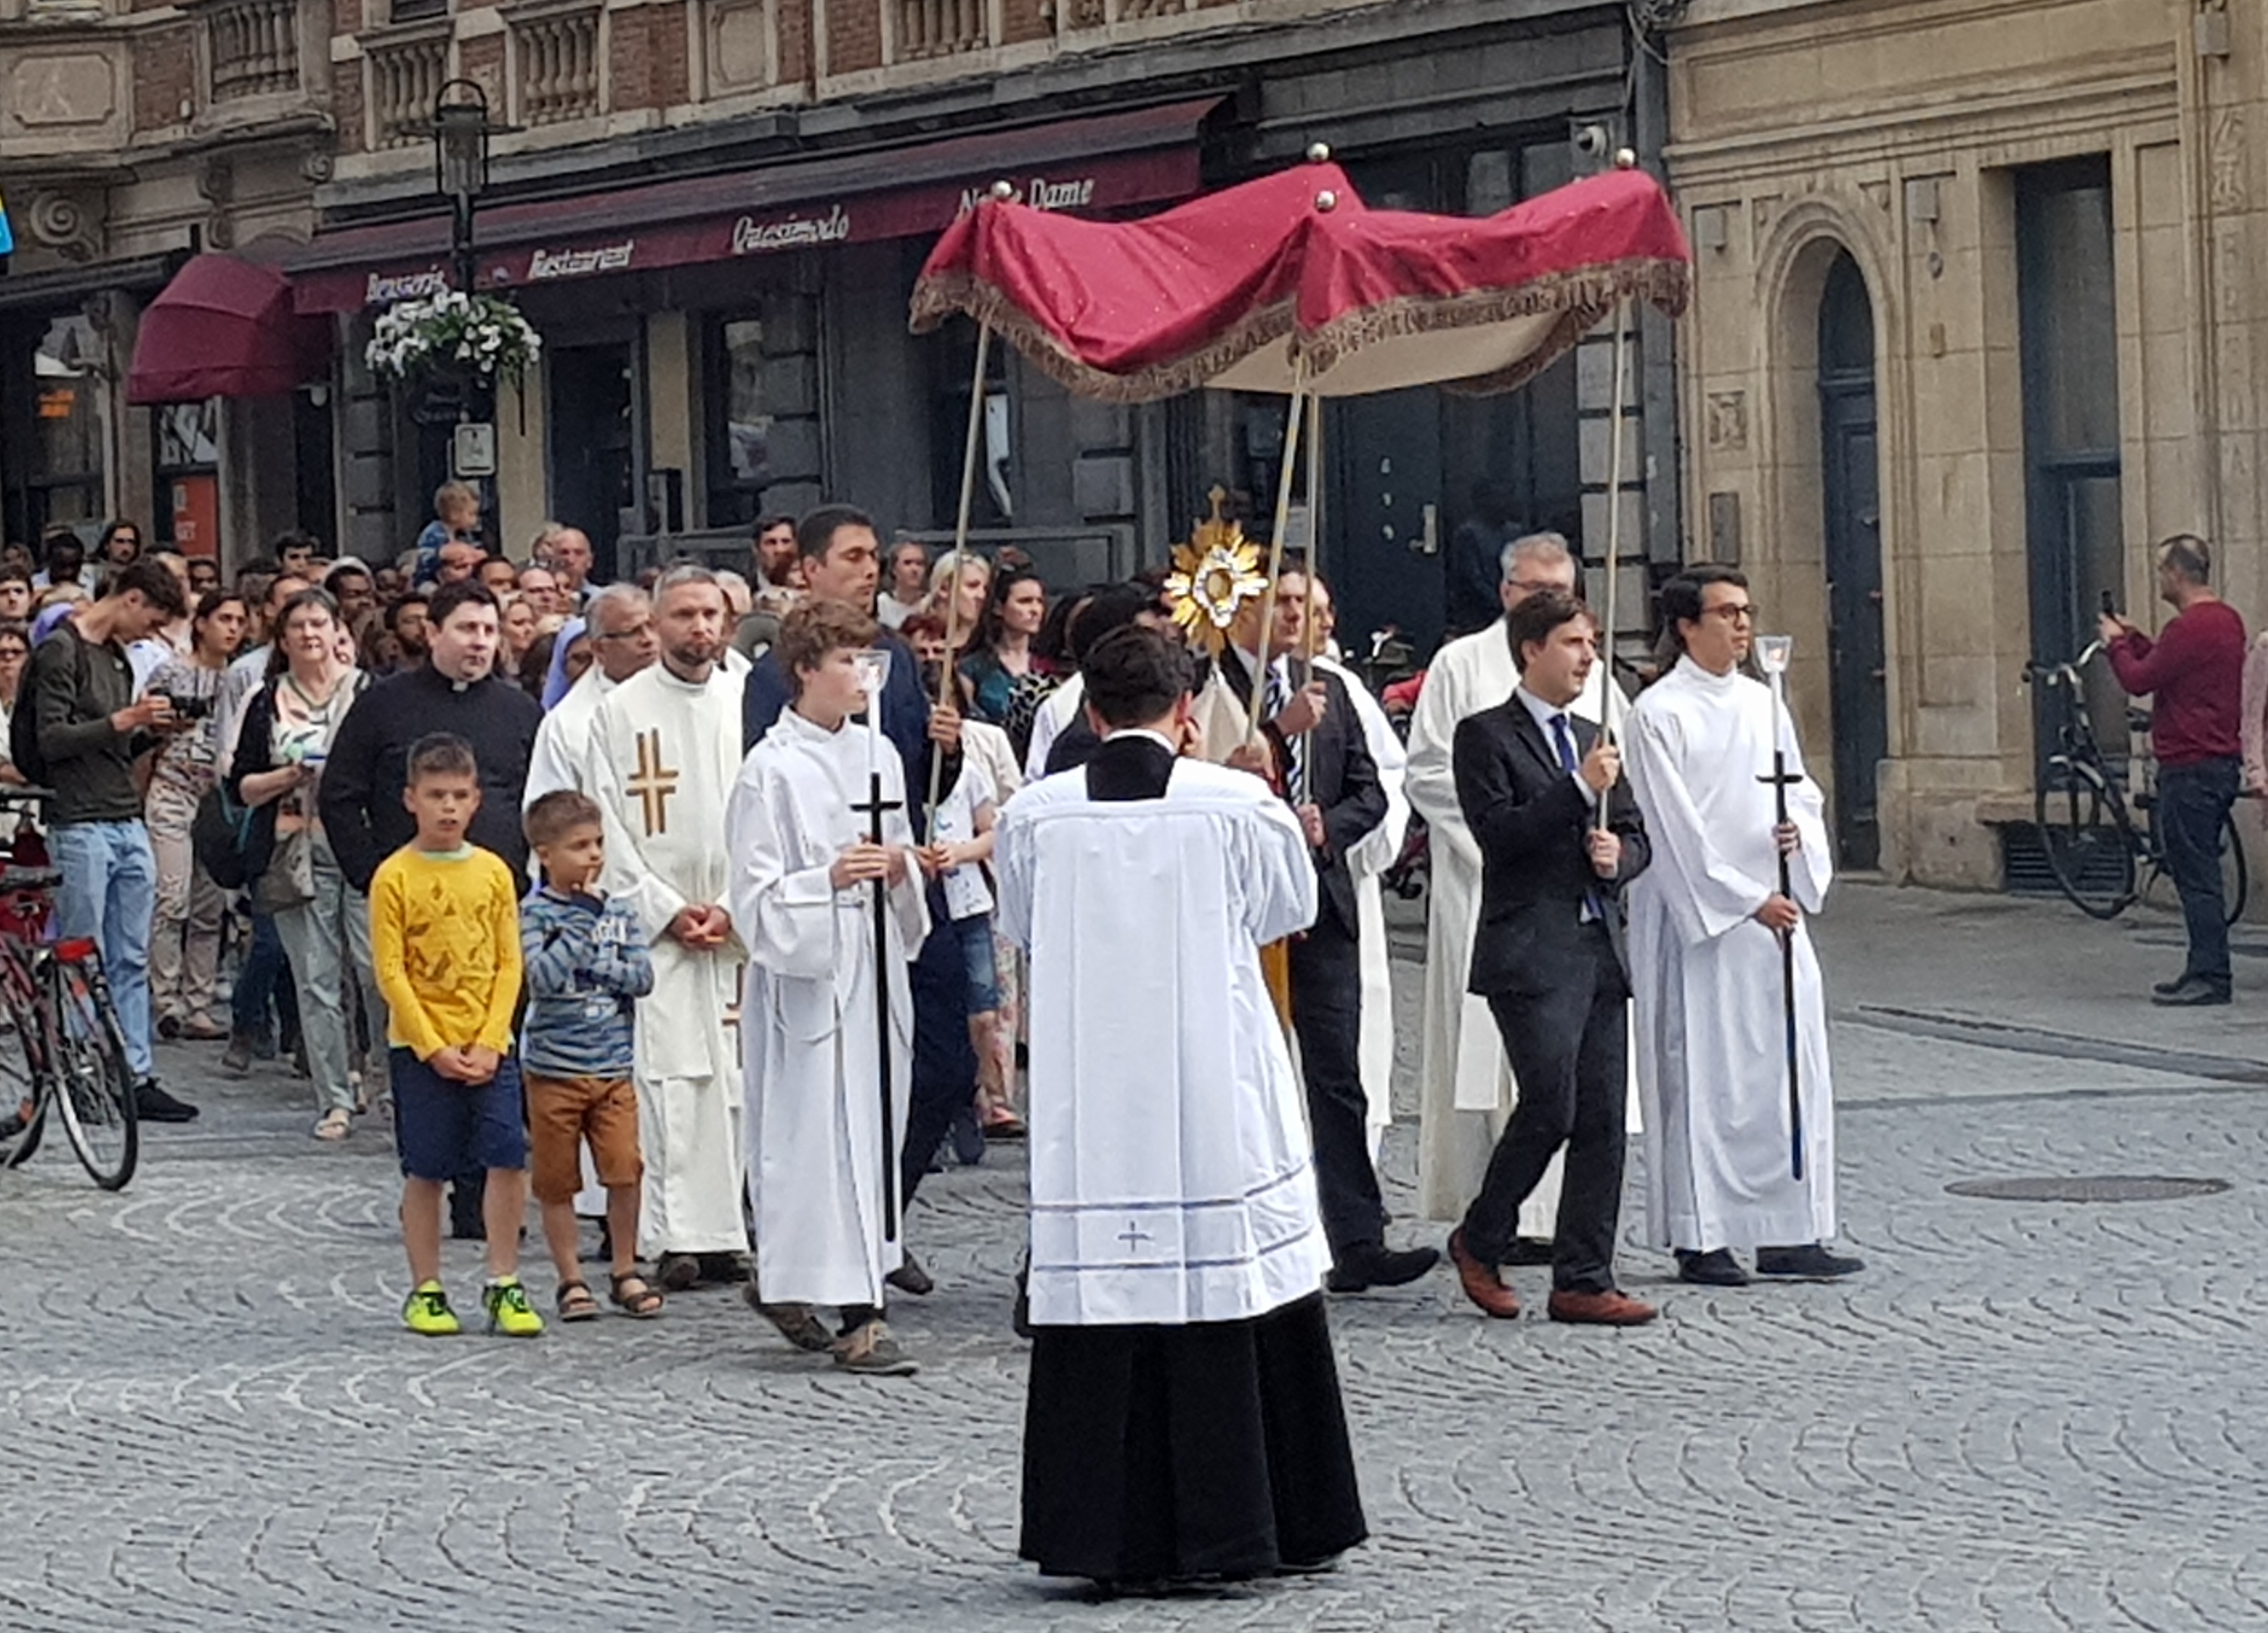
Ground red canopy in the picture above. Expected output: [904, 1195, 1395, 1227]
[910, 163, 1690, 400]
[126, 253, 331, 404]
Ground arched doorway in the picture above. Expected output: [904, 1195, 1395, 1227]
[1818, 251, 1885, 871]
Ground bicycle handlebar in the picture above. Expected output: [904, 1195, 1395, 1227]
[0, 785, 54, 807]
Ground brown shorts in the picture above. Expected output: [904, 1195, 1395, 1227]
[524, 1072, 644, 1204]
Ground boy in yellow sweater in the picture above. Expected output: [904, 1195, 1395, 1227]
[371, 733, 540, 1337]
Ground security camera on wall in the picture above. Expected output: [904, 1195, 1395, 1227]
[1572, 123, 1619, 170]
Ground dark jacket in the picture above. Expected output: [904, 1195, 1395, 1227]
[1453, 695, 1650, 995]
[223, 673, 369, 882]
[1219, 652, 1386, 941]
[316, 663, 542, 893]
[28, 620, 151, 824]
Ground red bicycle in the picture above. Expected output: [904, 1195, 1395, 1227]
[0, 789, 140, 1190]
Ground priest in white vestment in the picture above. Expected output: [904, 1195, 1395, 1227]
[1312, 635, 1408, 1157]
[583, 567, 752, 1288]
[1622, 566, 1862, 1286]
[524, 585, 658, 809]
[1405, 531, 1616, 1225]
[997, 624, 1365, 1586]
[728, 600, 928, 1374]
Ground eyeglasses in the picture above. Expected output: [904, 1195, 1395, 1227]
[1507, 579, 1575, 598]
[593, 624, 651, 642]
[1703, 602, 1759, 624]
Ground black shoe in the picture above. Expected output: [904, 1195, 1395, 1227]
[698, 1251, 752, 1286]
[157, 1015, 181, 1042]
[2152, 972, 2197, 997]
[2152, 977, 2231, 1007]
[655, 1252, 702, 1292]
[132, 1079, 199, 1124]
[1325, 1242, 1440, 1293]
[1755, 1243, 1865, 1280]
[885, 1251, 935, 1297]
[1675, 1247, 1750, 1286]
[947, 1106, 986, 1168]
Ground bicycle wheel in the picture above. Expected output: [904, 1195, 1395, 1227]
[2035, 759, 2137, 918]
[48, 954, 138, 1191]
[0, 985, 43, 1171]
[2220, 807, 2251, 928]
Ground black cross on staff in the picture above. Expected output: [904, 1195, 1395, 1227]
[1758, 751, 1806, 1181]
[1118, 1220, 1154, 1251]
[850, 768, 904, 1242]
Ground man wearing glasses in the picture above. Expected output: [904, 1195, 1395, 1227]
[524, 583, 658, 808]
[1622, 565, 1862, 1289]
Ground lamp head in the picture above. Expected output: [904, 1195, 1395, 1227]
[432, 79, 493, 201]
[1756, 633, 1794, 677]
[852, 646, 891, 699]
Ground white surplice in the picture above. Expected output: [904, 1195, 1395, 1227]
[997, 744, 1332, 1327]
[524, 667, 617, 808]
[1404, 624, 1613, 1224]
[1623, 655, 1837, 1252]
[727, 708, 928, 1308]
[1316, 655, 1408, 1156]
[584, 661, 751, 1257]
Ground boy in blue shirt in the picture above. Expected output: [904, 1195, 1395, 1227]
[521, 789, 664, 1320]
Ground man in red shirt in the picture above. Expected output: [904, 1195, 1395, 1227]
[2102, 533, 2248, 1006]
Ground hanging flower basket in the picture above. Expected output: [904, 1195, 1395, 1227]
[365, 290, 543, 390]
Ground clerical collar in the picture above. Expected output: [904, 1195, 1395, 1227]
[1104, 728, 1178, 756]
[1675, 653, 1743, 688]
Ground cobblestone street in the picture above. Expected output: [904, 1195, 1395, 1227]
[6, 883, 2268, 1631]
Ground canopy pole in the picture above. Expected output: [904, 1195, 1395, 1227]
[1596, 297, 1632, 827]
[1305, 393, 1325, 596]
[1247, 373, 1310, 743]
[926, 319, 993, 835]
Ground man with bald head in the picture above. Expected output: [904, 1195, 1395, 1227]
[543, 524, 596, 612]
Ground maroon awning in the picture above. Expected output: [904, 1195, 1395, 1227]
[126, 253, 331, 403]
[288, 98, 1221, 315]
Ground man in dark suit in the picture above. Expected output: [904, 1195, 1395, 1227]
[1220, 568, 1436, 1293]
[1446, 589, 1657, 1326]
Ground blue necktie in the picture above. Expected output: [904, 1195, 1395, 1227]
[1265, 661, 1305, 804]
[1551, 713, 1604, 923]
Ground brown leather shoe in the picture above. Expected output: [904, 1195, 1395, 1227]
[1546, 1288, 1659, 1327]
[1447, 1229, 1520, 1319]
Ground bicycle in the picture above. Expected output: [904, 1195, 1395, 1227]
[2023, 642, 2250, 924]
[0, 788, 141, 1190]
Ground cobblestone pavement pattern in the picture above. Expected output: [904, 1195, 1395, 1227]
[6, 885, 2268, 1631]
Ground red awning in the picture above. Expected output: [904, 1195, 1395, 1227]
[126, 253, 331, 403]
[289, 99, 1220, 315]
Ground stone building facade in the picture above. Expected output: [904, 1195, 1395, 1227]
[1666, 0, 2265, 891]
[291, 0, 1678, 656]
[0, 0, 337, 555]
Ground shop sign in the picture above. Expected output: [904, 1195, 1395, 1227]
[366, 267, 452, 305]
[732, 205, 852, 255]
[957, 175, 1100, 213]
[528, 241, 636, 281]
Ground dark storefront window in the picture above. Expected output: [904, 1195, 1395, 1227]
[706, 316, 770, 527]
[3, 313, 108, 544]
[2015, 157, 2123, 754]
[928, 322, 1013, 531]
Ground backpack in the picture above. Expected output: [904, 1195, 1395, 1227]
[192, 785, 257, 890]
[9, 624, 89, 790]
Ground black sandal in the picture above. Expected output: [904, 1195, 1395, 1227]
[556, 1280, 601, 1322]
[609, 1271, 664, 1319]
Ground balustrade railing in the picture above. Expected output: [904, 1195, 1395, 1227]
[896, 0, 987, 58]
[366, 33, 448, 150]
[514, 8, 602, 126]
[204, 0, 300, 101]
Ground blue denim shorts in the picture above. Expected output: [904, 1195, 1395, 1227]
[954, 913, 1001, 1016]
[391, 1048, 529, 1181]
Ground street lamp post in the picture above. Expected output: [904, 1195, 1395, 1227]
[431, 79, 493, 296]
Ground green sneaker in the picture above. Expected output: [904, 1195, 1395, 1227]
[403, 1280, 461, 1336]
[483, 1276, 545, 1338]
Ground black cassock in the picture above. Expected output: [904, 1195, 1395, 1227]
[1016, 733, 1367, 1585]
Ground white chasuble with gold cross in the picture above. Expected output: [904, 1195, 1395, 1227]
[584, 661, 751, 1256]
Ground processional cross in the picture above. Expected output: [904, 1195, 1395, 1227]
[1754, 635, 1805, 1182]
[851, 767, 904, 1243]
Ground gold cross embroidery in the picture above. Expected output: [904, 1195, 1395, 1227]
[627, 728, 680, 838]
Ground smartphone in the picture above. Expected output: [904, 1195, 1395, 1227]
[2100, 589, 2117, 618]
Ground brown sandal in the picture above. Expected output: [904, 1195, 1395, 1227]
[608, 1271, 664, 1318]
[556, 1280, 601, 1321]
